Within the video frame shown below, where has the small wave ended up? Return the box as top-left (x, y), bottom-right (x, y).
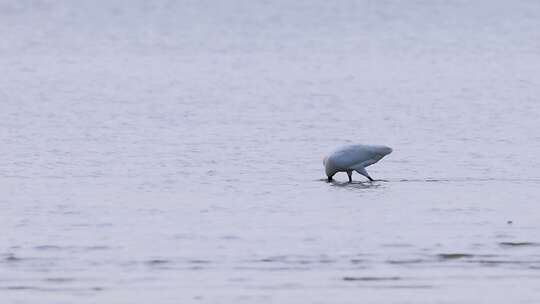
top-left (499, 242), bottom-right (540, 247)
top-left (146, 259), bottom-right (171, 265)
top-left (386, 259), bottom-right (426, 265)
top-left (343, 276), bottom-right (400, 281)
top-left (375, 284), bottom-right (434, 289)
top-left (2, 286), bottom-right (38, 290)
top-left (33, 245), bottom-right (112, 251)
top-left (437, 253), bottom-right (475, 260)
top-left (3, 254), bottom-right (22, 262)
top-left (44, 277), bottom-right (76, 283)
top-left (34, 245), bottom-right (62, 251)
top-left (187, 259), bottom-right (212, 264)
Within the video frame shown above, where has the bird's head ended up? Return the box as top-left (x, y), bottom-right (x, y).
top-left (323, 156), bottom-right (338, 178)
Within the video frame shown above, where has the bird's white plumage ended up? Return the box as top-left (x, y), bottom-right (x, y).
top-left (324, 144), bottom-right (392, 181)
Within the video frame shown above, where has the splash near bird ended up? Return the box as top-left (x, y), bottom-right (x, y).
top-left (323, 144), bottom-right (392, 182)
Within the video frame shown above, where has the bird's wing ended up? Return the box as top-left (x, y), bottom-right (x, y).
top-left (331, 147), bottom-right (369, 168)
top-left (359, 158), bottom-right (378, 168)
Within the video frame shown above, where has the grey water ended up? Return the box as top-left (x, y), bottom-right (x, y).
top-left (1, 0), bottom-right (540, 303)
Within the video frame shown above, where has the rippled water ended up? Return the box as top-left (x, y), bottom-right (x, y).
top-left (2, 0), bottom-right (540, 303)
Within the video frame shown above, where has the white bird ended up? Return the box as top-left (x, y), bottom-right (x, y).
top-left (323, 144), bottom-right (392, 182)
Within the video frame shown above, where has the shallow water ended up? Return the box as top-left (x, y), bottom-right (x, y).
top-left (2, 0), bottom-right (540, 303)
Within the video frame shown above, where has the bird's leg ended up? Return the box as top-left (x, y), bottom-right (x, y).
top-left (347, 170), bottom-right (353, 183)
top-left (327, 175), bottom-right (334, 182)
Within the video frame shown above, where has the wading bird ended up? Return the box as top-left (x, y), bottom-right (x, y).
top-left (323, 144), bottom-right (392, 182)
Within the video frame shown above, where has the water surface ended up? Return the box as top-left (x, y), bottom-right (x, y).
top-left (1, 0), bottom-right (540, 303)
